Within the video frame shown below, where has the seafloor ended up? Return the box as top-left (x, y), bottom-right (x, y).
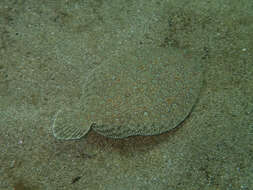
top-left (0, 0), bottom-right (253, 189)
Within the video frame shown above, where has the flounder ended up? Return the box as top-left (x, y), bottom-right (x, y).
top-left (52, 47), bottom-right (203, 140)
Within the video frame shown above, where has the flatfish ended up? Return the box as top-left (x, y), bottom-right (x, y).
top-left (52, 47), bottom-right (203, 140)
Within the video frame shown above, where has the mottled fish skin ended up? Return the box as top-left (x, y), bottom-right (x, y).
top-left (80, 47), bottom-right (203, 139)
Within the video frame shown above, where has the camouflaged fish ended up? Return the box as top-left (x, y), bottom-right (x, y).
top-left (52, 47), bottom-right (203, 140)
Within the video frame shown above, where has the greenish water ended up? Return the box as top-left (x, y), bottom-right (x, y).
top-left (0, 0), bottom-right (253, 189)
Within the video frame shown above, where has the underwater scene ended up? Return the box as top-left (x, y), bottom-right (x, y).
top-left (0, 0), bottom-right (253, 189)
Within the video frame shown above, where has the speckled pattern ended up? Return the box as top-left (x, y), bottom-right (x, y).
top-left (1, 0), bottom-right (253, 189)
top-left (81, 47), bottom-right (203, 138)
